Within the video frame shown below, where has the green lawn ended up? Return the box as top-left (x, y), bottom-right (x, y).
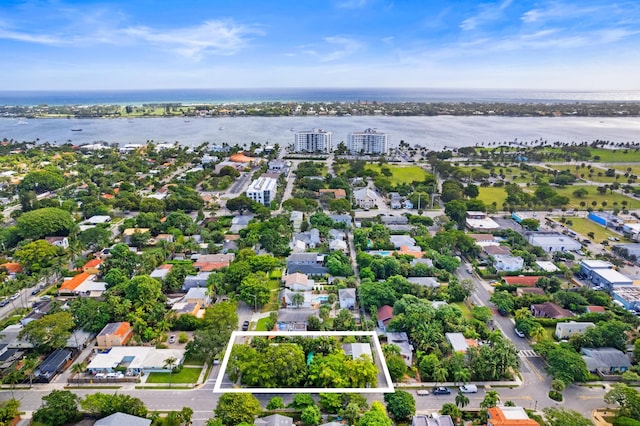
top-left (553, 185), bottom-right (640, 209)
top-left (452, 302), bottom-right (473, 319)
top-left (477, 186), bottom-right (508, 208)
top-left (559, 217), bottom-right (625, 243)
top-left (611, 165), bottom-right (640, 176)
top-left (145, 367), bottom-right (202, 384)
top-left (589, 148), bottom-right (640, 163)
top-left (256, 316), bottom-right (273, 331)
top-left (364, 164), bottom-right (431, 185)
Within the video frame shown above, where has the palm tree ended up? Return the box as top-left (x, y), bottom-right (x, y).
top-left (163, 356), bottom-right (178, 388)
top-left (70, 362), bottom-right (87, 387)
top-left (453, 368), bottom-right (471, 386)
top-left (455, 390), bottom-right (470, 409)
top-left (22, 357), bottom-right (40, 388)
top-left (433, 366), bottom-right (448, 386)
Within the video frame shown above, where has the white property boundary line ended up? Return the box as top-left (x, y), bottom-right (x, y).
top-left (213, 330), bottom-right (395, 394)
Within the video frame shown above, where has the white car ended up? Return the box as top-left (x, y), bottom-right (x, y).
top-left (459, 384), bottom-right (478, 393)
top-left (10, 292), bottom-right (20, 300)
top-left (514, 328), bottom-right (525, 338)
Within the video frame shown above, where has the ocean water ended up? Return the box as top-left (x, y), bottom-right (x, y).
top-left (2, 115), bottom-right (639, 151)
top-left (2, 88), bottom-right (640, 106)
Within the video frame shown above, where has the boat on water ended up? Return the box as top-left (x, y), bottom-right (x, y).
top-left (71, 128), bottom-right (83, 132)
top-left (219, 126), bottom-right (224, 131)
top-left (17, 120), bottom-right (28, 125)
top-left (184, 120), bottom-right (191, 123)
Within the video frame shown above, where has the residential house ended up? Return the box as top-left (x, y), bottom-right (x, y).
top-left (277, 309), bottom-right (319, 331)
top-left (343, 343), bottom-right (373, 360)
top-left (493, 255), bottom-right (524, 272)
top-left (96, 322), bottom-right (133, 349)
top-left (171, 302), bottom-right (201, 317)
top-left (95, 413), bottom-right (151, 426)
top-left (353, 187), bottom-right (377, 209)
top-left (283, 273), bottom-right (315, 291)
top-left (286, 253), bottom-right (328, 276)
top-left (581, 347), bottom-right (631, 374)
top-left (86, 215), bottom-right (112, 225)
top-left (389, 192), bottom-right (402, 209)
top-left (66, 329), bottom-right (94, 350)
top-left (293, 228), bottom-right (321, 249)
top-left (35, 349), bottom-right (72, 382)
top-left (411, 258), bottom-right (434, 268)
top-left (319, 188), bottom-right (346, 199)
top-left (377, 305), bottom-right (394, 330)
top-left (338, 288), bottom-right (356, 309)
top-left (59, 272), bottom-right (107, 297)
top-left (155, 233), bottom-right (175, 244)
top-left (122, 228), bottom-right (150, 245)
top-left (516, 287), bottom-right (546, 297)
top-left (381, 215), bottom-right (409, 225)
top-left (536, 260), bottom-right (558, 273)
top-left (407, 277), bottom-right (440, 288)
top-left (150, 264), bottom-right (173, 281)
top-left (328, 229), bottom-right (346, 240)
top-left (290, 211), bottom-right (304, 231)
top-left (482, 245), bottom-right (511, 257)
top-left (531, 302), bottom-right (573, 319)
top-left (21, 301), bottom-right (53, 326)
top-left (403, 199), bottom-right (413, 209)
top-left (45, 236), bottom-right (69, 249)
top-left (412, 415), bottom-right (454, 426)
top-left (183, 272), bottom-right (212, 290)
top-left (503, 276), bottom-right (541, 287)
top-left (386, 332), bottom-right (413, 366)
top-left (254, 414), bottom-right (294, 426)
top-left (445, 332), bottom-right (475, 354)
top-left (230, 215), bottom-right (254, 233)
top-left (279, 289), bottom-right (314, 309)
top-left (193, 254), bottom-right (235, 272)
top-left (183, 287), bottom-right (212, 307)
top-left (0, 262), bottom-right (22, 278)
top-left (555, 321), bottom-right (595, 339)
top-left (487, 406), bottom-right (539, 426)
top-left (329, 239), bottom-right (348, 252)
top-left (329, 214), bottom-right (352, 226)
top-left (586, 305), bottom-right (607, 313)
top-left (88, 347), bottom-right (185, 375)
top-left (82, 259), bottom-right (102, 275)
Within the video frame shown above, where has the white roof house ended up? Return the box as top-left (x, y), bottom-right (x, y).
top-left (88, 347), bottom-right (185, 374)
top-left (555, 321), bottom-right (595, 339)
top-left (445, 332), bottom-right (470, 353)
top-left (465, 211), bottom-right (500, 231)
top-left (536, 261), bottom-right (558, 273)
top-left (86, 215), bottom-right (112, 224)
top-left (342, 343), bottom-right (373, 359)
top-left (493, 255), bottom-right (524, 272)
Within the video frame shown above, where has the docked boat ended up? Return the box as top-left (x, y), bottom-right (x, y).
top-left (71, 128), bottom-right (83, 132)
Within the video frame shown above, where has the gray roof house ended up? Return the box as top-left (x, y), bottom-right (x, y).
top-left (407, 277), bottom-right (440, 288)
top-left (96, 413), bottom-right (151, 426)
top-left (254, 414), bottom-right (294, 426)
top-left (581, 347), bottom-right (632, 374)
top-left (386, 332), bottom-right (414, 366)
top-left (293, 228), bottom-right (321, 249)
top-left (286, 253), bottom-right (328, 276)
top-left (412, 414), bottom-right (455, 426)
top-left (329, 214), bottom-right (352, 226)
top-left (183, 271), bottom-right (212, 290)
top-left (339, 288), bottom-right (356, 309)
top-left (328, 229), bottom-right (346, 240)
top-left (35, 349), bottom-right (72, 382)
top-left (277, 309), bottom-right (319, 331)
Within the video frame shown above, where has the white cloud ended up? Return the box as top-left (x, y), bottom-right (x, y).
top-left (302, 36), bottom-right (363, 62)
top-left (335, 0), bottom-right (370, 9)
top-left (460, 0), bottom-right (512, 31)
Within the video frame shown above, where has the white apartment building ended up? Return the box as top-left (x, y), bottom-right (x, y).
top-left (246, 176), bottom-right (278, 206)
top-left (347, 128), bottom-right (388, 155)
top-left (294, 129), bottom-right (332, 153)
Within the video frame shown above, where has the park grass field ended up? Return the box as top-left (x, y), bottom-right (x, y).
top-left (477, 186), bottom-right (508, 208)
top-left (611, 165), bottom-right (640, 176)
top-left (553, 185), bottom-right (640, 209)
top-left (145, 367), bottom-right (202, 384)
top-left (558, 217), bottom-right (624, 243)
top-left (589, 148), bottom-right (640, 163)
top-left (544, 164), bottom-right (620, 184)
top-left (364, 164), bottom-right (431, 185)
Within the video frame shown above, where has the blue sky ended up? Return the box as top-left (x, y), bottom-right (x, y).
top-left (1, 0), bottom-right (639, 90)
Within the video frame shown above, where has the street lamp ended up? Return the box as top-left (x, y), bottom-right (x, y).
top-left (250, 294), bottom-right (257, 312)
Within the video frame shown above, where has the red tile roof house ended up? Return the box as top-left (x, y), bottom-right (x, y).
top-left (586, 305), bottom-right (606, 313)
top-left (531, 302), bottom-right (573, 319)
top-left (96, 322), bottom-right (134, 349)
top-left (503, 276), bottom-right (542, 287)
top-left (377, 305), bottom-right (394, 330)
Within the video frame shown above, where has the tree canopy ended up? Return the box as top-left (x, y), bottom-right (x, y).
top-left (16, 207), bottom-right (75, 240)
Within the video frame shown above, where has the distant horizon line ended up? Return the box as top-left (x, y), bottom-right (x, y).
top-left (1, 87), bottom-right (639, 93)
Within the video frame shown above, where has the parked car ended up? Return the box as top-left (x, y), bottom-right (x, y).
top-left (10, 292), bottom-right (20, 300)
top-left (416, 389), bottom-right (429, 396)
top-left (242, 320), bottom-right (250, 331)
top-left (432, 386), bottom-right (451, 395)
top-left (459, 384), bottom-right (478, 393)
top-left (168, 335), bottom-right (176, 344)
top-left (0, 299), bottom-right (8, 307)
top-left (514, 328), bottom-right (525, 338)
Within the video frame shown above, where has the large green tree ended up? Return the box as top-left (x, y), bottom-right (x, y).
top-left (604, 383), bottom-right (640, 421)
top-left (542, 407), bottom-right (593, 426)
top-left (186, 301), bottom-right (238, 361)
top-left (14, 239), bottom-right (60, 273)
top-left (32, 390), bottom-right (81, 426)
top-left (19, 312), bottom-right (74, 352)
top-left (16, 207), bottom-right (75, 240)
top-left (81, 393), bottom-right (148, 418)
top-left (18, 170), bottom-right (65, 193)
top-left (359, 402), bottom-right (392, 426)
top-left (384, 390), bottom-right (415, 422)
top-left (214, 393), bottom-right (262, 426)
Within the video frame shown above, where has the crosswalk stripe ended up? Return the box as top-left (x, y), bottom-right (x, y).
top-left (518, 350), bottom-right (539, 357)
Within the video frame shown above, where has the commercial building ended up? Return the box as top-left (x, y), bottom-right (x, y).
top-left (612, 286), bottom-right (640, 311)
top-left (246, 176), bottom-right (278, 206)
top-left (589, 268), bottom-right (633, 290)
top-left (294, 129), bottom-right (332, 153)
top-left (465, 211), bottom-right (500, 231)
top-left (580, 259), bottom-right (614, 278)
top-left (527, 232), bottom-right (581, 252)
top-left (622, 223), bottom-right (640, 241)
top-left (588, 211), bottom-right (624, 229)
top-left (614, 243), bottom-right (640, 260)
top-left (347, 128), bottom-right (388, 155)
